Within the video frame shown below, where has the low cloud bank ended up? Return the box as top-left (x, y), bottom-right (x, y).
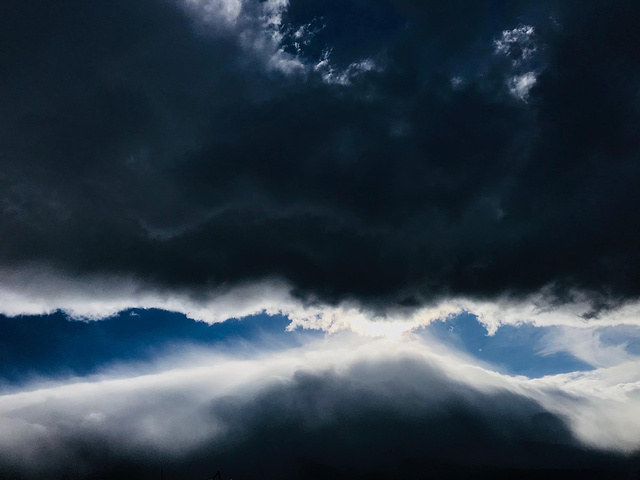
top-left (1, 336), bottom-right (639, 478)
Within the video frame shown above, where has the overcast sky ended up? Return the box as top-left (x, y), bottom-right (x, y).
top-left (1, 0), bottom-right (640, 478)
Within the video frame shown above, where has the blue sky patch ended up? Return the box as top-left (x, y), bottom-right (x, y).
top-left (0, 310), bottom-right (321, 389)
top-left (421, 313), bottom-right (594, 378)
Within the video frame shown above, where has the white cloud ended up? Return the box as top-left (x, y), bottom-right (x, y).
top-left (508, 71), bottom-right (537, 101)
top-left (314, 50), bottom-right (378, 86)
top-left (538, 326), bottom-right (637, 368)
top-left (1, 334), bottom-right (640, 476)
top-left (468, 295), bottom-right (640, 334)
top-left (2, 266), bottom-right (640, 344)
top-left (180, 0), bottom-right (244, 27)
top-left (492, 25), bottom-right (541, 101)
top-left (176, 0), bottom-right (306, 76)
top-left (450, 76), bottom-right (464, 89)
top-left (176, 0), bottom-right (379, 82)
top-left (0, 266), bottom-right (298, 323)
top-left (529, 361), bottom-right (640, 452)
top-left (494, 25), bottom-right (537, 65)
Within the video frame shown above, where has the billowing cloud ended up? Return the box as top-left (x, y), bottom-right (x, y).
top-left (2, 0), bottom-right (639, 324)
top-left (1, 335), bottom-right (639, 479)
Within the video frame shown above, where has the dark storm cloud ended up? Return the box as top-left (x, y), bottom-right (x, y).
top-left (1, 352), bottom-right (636, 479)
top-left (2, 0), bottom-right (639, 311)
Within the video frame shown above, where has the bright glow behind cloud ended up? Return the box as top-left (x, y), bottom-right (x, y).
top-left (2, 266), bottom-right (640, 340)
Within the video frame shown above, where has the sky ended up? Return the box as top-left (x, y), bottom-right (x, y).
top-left (1, 0), bottom-right (640, 478)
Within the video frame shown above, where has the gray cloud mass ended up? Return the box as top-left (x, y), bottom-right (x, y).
top-left (1, 0), bottom-right (639, 315)
top-left (1, 338), bottom-right (638, 479)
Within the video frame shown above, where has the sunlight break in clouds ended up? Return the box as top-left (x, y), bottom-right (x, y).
top-left (3, 266), bottom-right (640, 341)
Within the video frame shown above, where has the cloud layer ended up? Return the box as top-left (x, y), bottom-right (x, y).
top-left (2, 0), bottom-right (639, 322)
top-left (1, 335), bottom-right (639, 479)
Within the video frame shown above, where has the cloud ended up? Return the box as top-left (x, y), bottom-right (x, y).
top-left (508, 71), bottom-right (537, 101)
top-left (494, 25), bottom-right (537, 65)
top-left (1, 335), bottom-right (639, 478)
top-left (180, 0), bottom-right (244, 27)
top-left (492, 24), bottom-right (541, 101)
top-left (314, 51), bottom-right (379, 86)
top-left (1, 0), bottom-right (640, 321)
top-left (537, 325), bottom-right (640, 369)
top-left (4, 265), bottom-right (640, 343)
